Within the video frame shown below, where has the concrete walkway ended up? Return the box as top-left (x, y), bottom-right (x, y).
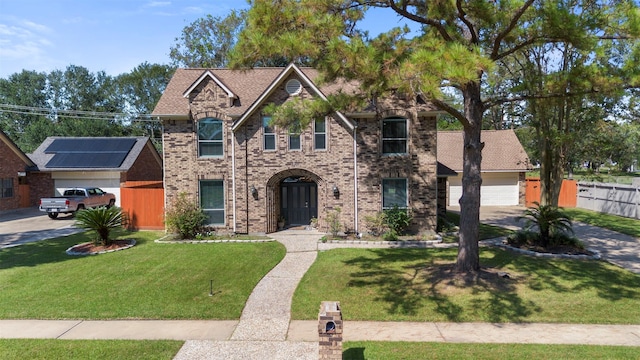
top-left (173, 229), bottom-right (323, 359)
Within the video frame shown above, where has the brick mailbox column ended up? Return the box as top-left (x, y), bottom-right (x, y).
top-left (318, 301), bottom-right (342, 360)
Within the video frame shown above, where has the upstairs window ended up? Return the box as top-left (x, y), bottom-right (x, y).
top-left (382, 117), bottom-right (407, 155)
top-left (314, 118), bottom-right (326, 150)
top-left (198, 118), bottom-right (223, 157)
top-left (263, 116), bottom-right (276, 151)
top-left (289, 120), bottom-right (301, 151)
top-left (382, 178), bottom-right (408, 209)
top-left (289, 132), bottom-right (301, 150)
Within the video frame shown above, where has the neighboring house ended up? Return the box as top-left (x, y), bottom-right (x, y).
top-left (438, 130), bottom-right (531, 206)
top-left (28, 137), bottom-right (163, 206)
top-left (0, 129), bottom-right (42, 211)
top-left (153, 63), bottom-right (441, 234)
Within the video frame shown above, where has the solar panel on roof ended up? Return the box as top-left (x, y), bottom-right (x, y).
top-left (45, 138), bottom-right (136, 153)
top-left (44, 138), bottom-right (137, 168)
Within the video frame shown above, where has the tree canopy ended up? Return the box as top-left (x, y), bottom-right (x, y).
top-left (0, 64), bottom-right (174, 152)
top-left (231, 0), bottom-right (640, 273)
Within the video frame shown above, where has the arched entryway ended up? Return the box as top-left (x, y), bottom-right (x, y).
top-left (280, 177), bottom-right (318, 226)
top-left (266, 169), bottom-right (323, 232)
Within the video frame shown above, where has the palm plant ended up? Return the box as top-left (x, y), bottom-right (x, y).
top-left (75, 206), bottom-right (126, 246)
top-left (518, 202), bottom-right (574, 248)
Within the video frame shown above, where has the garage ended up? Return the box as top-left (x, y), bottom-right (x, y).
top-left (28, 137), bottom-right (163, 210)
top-left (448, 172), bottom-right (522, 206)
top-left (438, 130), bottom-right (531, 208)
top-left (52, 172), bottom-right (122, 206)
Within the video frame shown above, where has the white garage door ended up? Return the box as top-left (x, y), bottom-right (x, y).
top-left (54, 178), bottom-right (121, 207)
top-left (448, 172), bottom-right (520, 206)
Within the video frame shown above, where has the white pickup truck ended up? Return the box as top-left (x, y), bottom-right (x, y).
top-left (39, 187), bottom-right (116, 219)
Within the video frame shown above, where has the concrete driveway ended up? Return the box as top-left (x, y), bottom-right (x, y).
top-left (0, 207), bottom-right (82, 248)
top-left (450, 205), bottom-right (640, 274)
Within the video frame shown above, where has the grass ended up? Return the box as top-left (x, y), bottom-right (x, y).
top-left (343, 342), bottom-right (640, 359)
top-left (292, 247), bottom-right (640, 323)
top-left (440, 212), bottom-right (514, 243)
top-left (564, 208), bottom-right (640, 238)
top-left (0, 339), bottom-right (183, 360)
top-left (0, 230), bottom-right (285, 319)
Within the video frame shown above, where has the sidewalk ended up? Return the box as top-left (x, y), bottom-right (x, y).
top-left (1, 319), bottom-right (638, 345)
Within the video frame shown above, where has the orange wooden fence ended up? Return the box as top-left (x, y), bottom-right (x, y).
top-left (525, 178), bottom-right (577, 208)
top-left (120, 181), bottom-right (164, 230)
top-left (18, 184), bottom-right (30, 208)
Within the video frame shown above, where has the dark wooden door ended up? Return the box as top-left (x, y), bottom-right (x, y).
top-left (281, 182), bottom-right (317, 226)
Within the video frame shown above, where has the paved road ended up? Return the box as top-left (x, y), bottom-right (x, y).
top-left (0, 207), bottom-right (82, 248)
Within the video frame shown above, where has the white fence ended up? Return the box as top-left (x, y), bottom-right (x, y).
top-left (577, 182), bottom-right (640, 219)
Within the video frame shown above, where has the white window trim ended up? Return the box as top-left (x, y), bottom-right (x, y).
top-left (288, 131), bottom-right (301, 151)
top-left (314, 117), bottom-right (327, 151)
top-left (382, 178), bottom-right (408, 209)
top-left (199, 179), bottom-right (225, 226)
top-left (382, 117), bottom-right (408, 155)
top-left (263, 116), bottom-right (276, 151)
top-left (198, 118), bottom-right (224, 158)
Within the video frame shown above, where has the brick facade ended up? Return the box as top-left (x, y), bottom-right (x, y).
top-left (160, 66), bottom-right (439, 234)
top-left (0, 138), bottom-right (25, 211)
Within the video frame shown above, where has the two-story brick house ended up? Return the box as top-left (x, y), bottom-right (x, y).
top-left (153, 63), bottom-right (440, 234)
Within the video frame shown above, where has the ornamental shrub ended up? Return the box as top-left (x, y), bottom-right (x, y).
top-left (165, 192), bottom-right (208, 239)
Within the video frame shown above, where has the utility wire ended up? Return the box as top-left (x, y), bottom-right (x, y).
top-left (0, 103), bottom-right (160, 122)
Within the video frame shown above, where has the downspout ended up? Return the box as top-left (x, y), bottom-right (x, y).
top-left (231, 129), bottom-right (237, 233)
top-left (245, 126), bottom-right (250, 234)
top-left (353, 123), bottom-right (359, 235)
top-left (160, 117), bottom-right (167, 233)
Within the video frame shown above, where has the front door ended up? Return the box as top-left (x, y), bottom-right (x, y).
top-left (281, 181), bottom-right (317, 226)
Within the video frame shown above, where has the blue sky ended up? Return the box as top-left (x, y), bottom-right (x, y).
top-left (0, 1), bottom-right (419, 79)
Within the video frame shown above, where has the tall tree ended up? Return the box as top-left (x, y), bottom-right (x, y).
top-left (231, 0), bottom-right (640, 273)
top-left (170, 10), bottom-right (247, 68)
top-left (46, 65), bottom-right (127, 138)
top-left (117, 62), bottom-right (175, 147)
top-left (0, 70), bottom-right (48, 152)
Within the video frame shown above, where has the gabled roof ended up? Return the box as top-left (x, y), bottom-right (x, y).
top-left (437, 130), bottom-right (531, 172)
top-left (152, 65), bottom-right (362, 124)
top-left (182, 70), bottom-right (237, 100)
top-left (231, 63), bottom-right (353, 131)
top-left (0, 129), bottom-right (36, 168)
top-left (28, 137), bottom-right (161, 172)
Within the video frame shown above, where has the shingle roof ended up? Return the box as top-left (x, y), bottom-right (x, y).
top-left (437, 130), bottom-right (531, 172)
top-left (152, 66), bottom-right (414, 118)
top-left (28, 137), bottom-right (160, 172)
top-left (152, 67), bottom-right (362, 118)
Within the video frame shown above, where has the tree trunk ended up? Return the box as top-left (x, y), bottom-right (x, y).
top-left (455, 83), bottom-right (484, 273)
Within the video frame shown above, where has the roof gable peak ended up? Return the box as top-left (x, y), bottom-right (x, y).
top-left (183, 70), bottom-right (237, 100)
top-left (231, 63), bottom-right (353, 132)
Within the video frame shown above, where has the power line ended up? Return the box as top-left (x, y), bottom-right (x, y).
top-left (0, 103), bottom-right (160, 122)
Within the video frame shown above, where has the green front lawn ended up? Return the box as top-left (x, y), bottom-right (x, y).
top-left (343, 342), bottom-right (640, 360)
top-left (0, 339), bottom-right (183, 360)
top-left (292, 247), bottom-right (640, 324)
top-left (0, 231), bottom-right (285, 319)
top-left (440, 212), bottom-right (513, 243)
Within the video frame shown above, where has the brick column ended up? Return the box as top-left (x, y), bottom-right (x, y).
top-left (318, 301), bottom-right (342, 360)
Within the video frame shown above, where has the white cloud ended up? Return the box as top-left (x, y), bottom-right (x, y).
top-left (21, 20), bottom-right (52, 34)
top-left (146, 1), bottom-right (171, 8)
top-left (0, 18), bottom-right (55, 76)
